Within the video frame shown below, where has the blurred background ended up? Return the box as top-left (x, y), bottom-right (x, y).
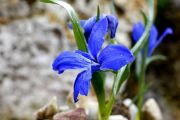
top-left (0, 0), bottom-right (179, 120)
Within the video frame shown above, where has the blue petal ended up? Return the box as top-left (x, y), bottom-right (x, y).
top-left (147, 25), bottom-right (158, 56)
top-left (73, 69), bottom-right (92, 102)
top-left (106, 15), bottom-right (118, 38)
top-left (68, 15), bottom-right (119, 40)
top-left (91, 64), bottom-right (101, 73)
top-left (155, 28), bottom-right (173, 47)
top-left (52, 51), bottom-right (91, 74)
top-left (83, 16), bottom-right (97, 40)
top-left (88, 17), bottom-right (108, 59)
top-left (98, 45), bottom-right (134, 71)
top-left (132, 22), bottom-right (145, 42)
top-left (148, 27), bottom-right (173, 56)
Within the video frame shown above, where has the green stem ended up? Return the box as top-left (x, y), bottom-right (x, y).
top-left (100, 95), bottom-right (115, 120)
top-left (137, 67), bottom-right (145, 119)
top-left (136, 38), bottom-right (148, 120)
top-left (91, 72), bottom-right (106, 120)
top-left (97, 73), bottom-right (118, 120)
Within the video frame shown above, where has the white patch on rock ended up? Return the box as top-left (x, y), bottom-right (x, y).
top-left (109, 115), bottom-right (128, 120)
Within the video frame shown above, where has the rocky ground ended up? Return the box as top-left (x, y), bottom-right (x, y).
top-left (0, 0), bottom-right (179, 120)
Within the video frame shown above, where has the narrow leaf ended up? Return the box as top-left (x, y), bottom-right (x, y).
top-left (96, 5), bottom-right (100, 22)
top-left (140, 10), bottom-right (148, 26)
top-left (40, 0), bottom-right (54, 3)
top-left (146, 54), bottom-right (166, 66)
top-left (113, 65), bottom-right (130, 96)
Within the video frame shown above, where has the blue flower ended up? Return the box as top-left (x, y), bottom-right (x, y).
top-left (132, 22), bottom-right (173, 56)
top-left (53, 17), bottom-right (134, 102)
top-left (69, 14), bottom-right (118, 40)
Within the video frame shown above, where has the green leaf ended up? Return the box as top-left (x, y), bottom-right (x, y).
top-left (140, 10), bottom-right (148, 26)
top-left (41, 0), bottom-right (87, 52)
top-left (146, 54), bottom-right (166, 66)
top-left (40, 0), bottom-right (53, 3)
top-left (113, 65), bottom-right (131, 96)
top-left (148, 0), bottom-right (155, 21)
top-left (96, 5), bottom-right (100, 22)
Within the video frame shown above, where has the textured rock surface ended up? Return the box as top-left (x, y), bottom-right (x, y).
top-left (53, 108), bottom-right (87, 120)
top-left (0, 15), bottom-right (74, 120)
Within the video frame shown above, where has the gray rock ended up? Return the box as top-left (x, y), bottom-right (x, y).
top-left (142, 98), bottom-right (163, 120)
top-left (35, 96), bottom-right (59, 120)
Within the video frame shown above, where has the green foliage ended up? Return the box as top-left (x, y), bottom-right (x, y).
top-left (96, 5), bottom-right (100, 21)
top-left (40, 0), bottom-right (53, 3)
